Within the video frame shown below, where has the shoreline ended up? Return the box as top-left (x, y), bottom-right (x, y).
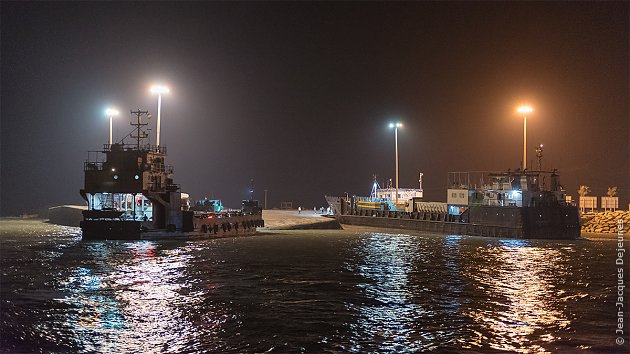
top-left (580, 231), bottom-right (625, 240)
top-left (261, 209), bottom-right (341, 230)
top-left (2, 216), bottom-right (624, 240)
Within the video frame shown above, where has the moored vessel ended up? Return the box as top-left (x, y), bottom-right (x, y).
top-left (326, 169), bottom-right (580, 239)
top-left (79, 109), bottom-right (263, 240)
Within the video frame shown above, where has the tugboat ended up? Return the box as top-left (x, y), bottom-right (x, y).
top-left (79, 109), bottom-right (263, 240)
top-left (326, 168), bottom-right (580, 239)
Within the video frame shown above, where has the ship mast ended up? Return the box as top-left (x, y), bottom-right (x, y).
top-left (370, 174), bottom-right (380, 200)
top-left (129, 109), bottom-right (150, 150)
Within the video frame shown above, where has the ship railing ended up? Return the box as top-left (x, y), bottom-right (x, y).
top-left (448, 170), bottom-right (563, 192)
top-left (146, 182), bottom-right (181, 192)
top-left (447, 171), bottom-right (505, 190)
top-left (84, 161), bottom-right (105, 171)
top-left (103, 143), bottom-right (167, 154)
top-left (355, 196), bottom-right (387, 202)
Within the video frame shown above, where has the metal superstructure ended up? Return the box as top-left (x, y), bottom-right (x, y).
top-left (79, 108), bottom-right (262, 239)
top-left (325, 167), bottom-right (579, 239)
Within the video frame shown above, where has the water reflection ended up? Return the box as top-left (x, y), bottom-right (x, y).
top-left (56, 241), bottom-right (216, 352)
top-left (349, 232), bottom-right (436, 352)
top-left (437, 234), bottom-right (467, 349)
top-left (2, 220), bottom-right (619, 353)
top-left (463, 239), bottom-right (571, 353)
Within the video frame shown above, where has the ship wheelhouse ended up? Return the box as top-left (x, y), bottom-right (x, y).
top-left (447, 169), bottom-right (569, 215)
top-left (80, 143), bottom-right (180, 226)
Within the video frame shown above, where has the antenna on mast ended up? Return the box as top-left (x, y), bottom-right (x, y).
top-left (129, 109), bottom-right (150, 150)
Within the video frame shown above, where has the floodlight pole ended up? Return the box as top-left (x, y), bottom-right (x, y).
top-left (105, 108), bottom-right (119, 146)
top-left (517, 105), bottom-right (532, 170)
top-left (156, 93), bottom-right (162, 147)
top-left (395, 125), bottom-right (399, 205)
top-left (523, 114), bottom-right (527, 170)
top-left (151, 85), bottom-right (169, 147)
top-left (109, 115), bottom-right (114, 145)
top-left (388, 122), bottom-right (402, 204)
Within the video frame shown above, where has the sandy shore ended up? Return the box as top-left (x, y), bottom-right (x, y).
top-left (261, 210), bottom-right (340, 230)
top-left (39, 206), bottom-right (339, 230)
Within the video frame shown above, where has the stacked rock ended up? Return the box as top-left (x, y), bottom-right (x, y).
top-left (581, 210), bottom-right (630, 234)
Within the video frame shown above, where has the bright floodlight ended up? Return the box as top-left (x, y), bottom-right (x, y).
top-left (517, 105), bottom-right (533, 113)
top-left (389, 123), bottom-right (394, 128)
top-left (105, 108), bottom-right (119, 116)
top-left (150, 85), bottom-right (170, 94)
top-left (396, 122), bottom-right (403, 128)
top-left (389, 122), bottom-right (403, 128)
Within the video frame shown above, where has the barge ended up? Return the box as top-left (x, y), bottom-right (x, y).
top-left (79, 109), bottom-right (263, 240)
top-left (326, 169), bottom-right (580, 239)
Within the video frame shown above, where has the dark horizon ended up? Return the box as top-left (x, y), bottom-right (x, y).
top-left (1, 2), bottom-right (628, 215)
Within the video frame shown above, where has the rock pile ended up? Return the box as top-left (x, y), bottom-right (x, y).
top-left (581, 210), bottom-right (630, 234)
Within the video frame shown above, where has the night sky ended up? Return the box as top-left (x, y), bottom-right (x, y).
top-left (1, 2), bottom-right (628, 215)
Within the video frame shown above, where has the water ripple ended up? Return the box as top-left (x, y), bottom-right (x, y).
top-left (1, 221), bottom-right (624, 353)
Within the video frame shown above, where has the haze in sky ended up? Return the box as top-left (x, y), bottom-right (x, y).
top-left (1, 2), bottom-right (628, 215)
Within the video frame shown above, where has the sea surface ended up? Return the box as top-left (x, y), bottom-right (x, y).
top-left (1, 219), bottom-right (628, 353)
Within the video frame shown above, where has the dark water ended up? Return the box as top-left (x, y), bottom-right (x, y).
top-left (1, 219), bottom-right (628, 353)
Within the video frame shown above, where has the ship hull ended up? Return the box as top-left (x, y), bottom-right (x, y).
top-left (332, 203), bottom-right (580, 240)
top-left (81, 214), bottom-right (264, 240)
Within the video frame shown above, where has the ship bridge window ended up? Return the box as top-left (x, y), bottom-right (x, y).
top-left (86, 192), bottom-right (153, 221)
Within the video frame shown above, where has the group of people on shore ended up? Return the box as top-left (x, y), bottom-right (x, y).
top-left (297, 206), bottom-right (331, 215)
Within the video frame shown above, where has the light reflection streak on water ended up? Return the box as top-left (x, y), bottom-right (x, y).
top-left (56, 241), bottom-right (214, 353)
top-left (464, 239), bottom-right (571, 353)
top-left (349, 232), bottom-right (435, 352)
top-left (443, 235), bottom-right (463, 293)
top-left (441, 235), bottom-right (464, 331)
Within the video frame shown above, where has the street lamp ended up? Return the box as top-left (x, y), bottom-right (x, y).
top-left (105, 108), bottom-right (119, 145)
top-left (389, 122), bottom-right (403, 205)
top-left (517, 105), bottom-right (533, 170)
top-left (150, 84), bottom-right (170, 147)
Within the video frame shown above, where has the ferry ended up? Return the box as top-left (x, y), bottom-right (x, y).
top-left (325, 169), bottom-right (580, 239)
top-left (79, 109), bottom-right (263, 240)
